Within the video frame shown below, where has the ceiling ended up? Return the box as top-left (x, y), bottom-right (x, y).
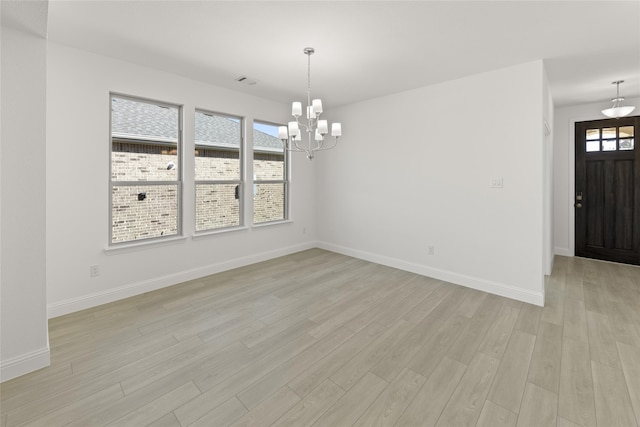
top-left (8, 1), bottom-right (640, 109)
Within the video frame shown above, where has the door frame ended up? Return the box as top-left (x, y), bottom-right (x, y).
top-left (568, 118), bottom-right (578, 257)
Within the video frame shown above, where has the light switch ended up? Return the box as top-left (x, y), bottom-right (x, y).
top-left (490, 177), bottom-right (503, 188)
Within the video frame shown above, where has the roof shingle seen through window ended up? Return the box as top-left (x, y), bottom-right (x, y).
top-left (111, 97), bottom-right (282, 151)
top-left (111, 97), bottom-right (179, 143)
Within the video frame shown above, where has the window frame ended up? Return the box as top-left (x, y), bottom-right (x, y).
top-left (109, 93), bottom-right (183, 246)
top-left (252, 119), bottom-right (290, 225)
top-left (194, 109), bottom-right (245, 233)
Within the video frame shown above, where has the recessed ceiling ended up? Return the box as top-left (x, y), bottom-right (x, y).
top-left (38, 1), bottom-right (640, 109)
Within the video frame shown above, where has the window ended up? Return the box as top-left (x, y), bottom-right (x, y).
top-left (194, 110), bottom-right (243, 231)
top-left (253, 121), bottom-right (288, 224)
top-left (585, 125), bottom-right (635, 152)
top-left (110, 95), bottom-right (182, 244)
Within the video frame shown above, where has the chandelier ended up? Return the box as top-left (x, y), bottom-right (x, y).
top-left (278, 47), bottom-right (342, 160)
top-left (601, 80), bottom-right (636, 118)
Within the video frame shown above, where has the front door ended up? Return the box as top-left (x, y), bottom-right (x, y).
top-left (575, 116), bottom-right (640, 265)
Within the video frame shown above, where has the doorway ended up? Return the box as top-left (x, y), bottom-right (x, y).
top-left (575, 116), bottom-right (640, 265)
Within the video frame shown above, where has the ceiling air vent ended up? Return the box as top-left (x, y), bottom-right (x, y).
top-left (235, 76), bottom-right (259, 86)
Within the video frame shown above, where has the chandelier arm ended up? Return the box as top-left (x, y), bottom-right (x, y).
top-left (287, 146), bottom-right (307, 153)
top-left (296, 122), bottom-right (312, 132)
top-left (291, 138), bottom-right (307, 153)
top-left (281, 137), bottom-right (307, 154)
top-left (312, 137), bottom-right (339, 152)
top-left (296, 116), bottom-right (319, 133)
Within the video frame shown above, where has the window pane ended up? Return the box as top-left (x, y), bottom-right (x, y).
top-left (195, 184), bottom-right (240, 231)
top-left (195, 151), bottom-right (240, 181)
top-left (253, 122), bottom-right (285, 181)
top-left (620, 138), bottom-right (634, 151)
top-left (195, 111), bottom-right (241, 180)
top-left (586, 129), bottom-right (600, 140)
top-left (619, 126), bottom-right (634, 138)
top-left (254, 183), bottom-right (286, 224)
top-left (602, 140), bottom-right (617, 151)
top-left (254, 152), bottom-right (285, 180)
top-left (253, 120), bottom-right (288, 225)
top-left (586, 140), bottom-right (600, 152)
top-left (111, 97), bottom-right (179, 181)
top-left (602, 127), bottom-right (616, 139)
top-left (111, 184), bottom-right (178, 243)
top-left (112, 97), bottom-right (179, 141)
top-left (111, 146), bottom-right (178, 181)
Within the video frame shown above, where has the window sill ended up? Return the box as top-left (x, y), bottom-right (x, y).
top-left (252, 219), bottom-right (293, 229)
top-left (104, 235), bottom-right (188, 255)
top-left (192, 226), bottom-right (249, 240)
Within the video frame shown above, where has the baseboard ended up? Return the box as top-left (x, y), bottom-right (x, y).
top-left (47, 241), bottom-right (316, 318)
top-left (0, 346), bottom-right (50, 383)
top-left (554, 247), bottom-right (572, 257)
top-left (317, 241), bottom-right (545, 307)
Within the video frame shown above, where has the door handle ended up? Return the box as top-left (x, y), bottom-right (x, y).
top-left (576, 203), bottom-right (583, 208)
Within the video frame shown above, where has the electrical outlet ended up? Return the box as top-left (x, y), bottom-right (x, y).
top-left (90, 265), bottom-right (100, 277)
top-left (428, 246), bottom-right (435, 255)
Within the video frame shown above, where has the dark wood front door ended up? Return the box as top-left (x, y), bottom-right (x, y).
top-left (575, 116), bottom-right (640, 265)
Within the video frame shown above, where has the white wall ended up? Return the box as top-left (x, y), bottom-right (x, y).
top-left (46, 42), bottom-right (316, 317)
top-left (317, 61), bottom-right (546, 306)
top-left (1, 26), bottom-right (50, 381)
top-left (553, 96), bottom-right (640, 257)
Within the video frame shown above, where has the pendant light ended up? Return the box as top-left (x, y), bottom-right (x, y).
top-left (601, 80), bottom-right (636, 118)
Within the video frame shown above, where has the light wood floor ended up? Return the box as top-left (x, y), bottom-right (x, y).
top-left (1, 249), bottom-right (639, 427)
